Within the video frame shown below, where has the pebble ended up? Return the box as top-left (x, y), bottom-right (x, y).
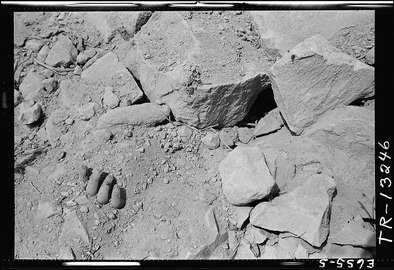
top-left (163, 179), bottom-right (170, 184)
top-left (93, 213), bottom-right (100, 220)
top-left (94, 219), bottom-right (100, 226)
top-left (57, 151), bottom-right (66, 160)
top-left (80, 206), bottom-right (89, 213)
top-left (107, 212), bottom-right (116, 220)
top-left (65, 118), bottom-right (74, 125)
top-left (61, 191), bottom-right (69, 197)
top-left (137, 147), bottom-right (145, 153)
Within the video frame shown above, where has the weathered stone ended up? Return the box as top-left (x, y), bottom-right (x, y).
top-left (219, 146), bottom-right (276, 205)
top-left (125, 11), bottom-right (272, 128)
top-left (42, 78), bottom-right (57, 92)
top-left (76, 53), bottom-right (88, 65)
top-left (177, 125), bottom-right (193, 142)
top-left (45, 36), bottom-right (78, 67)
top-left (25, 39), bottom-right (44, 52)
top-left (36, 201), bottom-right (61, 219)
top-left (102, 86), bottom-right (120, 109)
top-left (14, 90), bottom-right (22, 107)
top-left (46, 110), bottom-right (69, 146)
top-left (73, 65), bottom-right (82, 75)
top-left (250, 174), bottom-right (336, 247)
top-left (365, 47), bottom-right (374, 66)
top-left (18, 100), bottom-right (41, 125)
top-left (37, 45), bottom-right (50, 62)
top-left (219, 128), bottom-right (238, 148)
top-left (254, 108), bottom-right (284, 136)
top-left (235, 239), bottom-right (257, 259)
top-left (201, 133), bottom-right (220, 150)
top-left (78, 103), bottom-right (96, 121)
top-left (58, 246), bottom-right (75, 260)
top-left (36, 126), bottom-right (47, 142)
top-left (294, 244), bottom-right (309, 259)
top-left (97, 103), bottom-right (170, 130)
top-left (229, 206), bottom-right (253, 229)
top-left (81, 52), bottom-right (143, 104)
top-left (204, 207), bottom-right (219, 244)
top-left (59, 210), bottom-right (90, 244)
top-left (18, 70), bottom-right (44, 100)
top-left (304, 106), bottom-right (374, 198)
top-left (244, 226), bottom-right (267, 245)
top-left (328, 218), bottom-right (375, 247)
top-left (93, 129), bottom-right (113, 142)
top-left (269, 35), bottom-right (374, 135)
top-left (238, 127), bottom-right (254, 144)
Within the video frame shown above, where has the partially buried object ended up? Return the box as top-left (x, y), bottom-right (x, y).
top-left (111, 184), bottom-right (125, 209)
top-left (97, 174), bottom-right (114, 204)
top-left (86, 169), bottom-right (102, 196)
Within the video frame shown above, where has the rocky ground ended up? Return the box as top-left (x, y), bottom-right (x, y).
top-left (14, 11), bottom-right (375, 260)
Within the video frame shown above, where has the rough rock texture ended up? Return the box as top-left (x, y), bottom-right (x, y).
top-left (177, 126), bottom-right (193, 142)
top-left (201, 133), bottom-right (220, 150)
top-left (125, 11), bottom-right (272, 128)
top-left (251, 10), bottom-right (374, 56)
top-left (45, 36), bottom-right (78, 67)
top-left (18, 70), bottom-right (44, 100)
top-left (42, 78), bottom-right (57, 92)
top-left (238, 127), bottom-right (254, 144)
top-left (229, 206), bottom-right (253, 229)
top-left (365, 47), bottom-right (374, 66)
top-left (14, 90), bottom-right (22, 107)
top-left (25, 39), bottom-right (44, 52)
top-left (304, 106), bottom-right (374, 198)
top-left (81, 52), bottom-right (144, 105)
top-left (250, 174), bottom-right (336, 247)
top-left (18, 101), bottom-right (41, 125)
top-left (78, 103), bottom-right (96, 121)
top-left (37, 45), bottom-right (50, 62)
top-left (46, 110), bottom-right (70, 146)
top-left (59, 211), bottom-right (90, 245)
top-left (254, 108), bottom-right (284, 136)
top-left (102, 86), bottom-right (120, 109)
top-left (328, 218), bottom-right (375, 247)
top-left (219, 146), bottom-right (276, 206)
top-left (219, 128), bottom-right (238, 148)
top-left (96, 103), bottom-right (170, 130)
top-left (269, 35), bottom-right (374, 135)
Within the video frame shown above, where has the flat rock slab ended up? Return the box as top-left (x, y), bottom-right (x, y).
top-left (269, 34), bottom-right (374, 135)
top-left (81, 52), bottom-right (143, 105)
top-left (125, 11), bottom-right (272, 128)
top-left (60, 210), bottom-right (90, 245)
top-left (219, 146), bottom-right (276, 206)
top-left (329, 218), bottom-right (376, 247)
top-left (96, 103), bottom-right (170, 130)
top-left (250, 174), bottom-right (336, 247)
top-left (36, 201), bottom-right (62, 220)
top-left (254, 108), bottom-right (284, 136)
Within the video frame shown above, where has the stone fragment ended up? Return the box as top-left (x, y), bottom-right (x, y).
top-left (59, 210), bottom-right (90, 244)
top-left (201, 133), bottom-right (220, 150)
top-left (42, 78), bottom-right (57, 92)
top-left (294, 244), bottom-right (309, 259)
top-left (238, 127), bottom-right (254, 144)
top-left (250, 174), bottom-right (336, 247)
top-left (261, 245), bottom-right (293, 259)
top-left (78, 102), bottom-right (96, 121)
top-left (328, 218), bottom-right (376, 247)
top-left (18, 100), bottom-right (41, 125)
top-left (235, 239), bottom-right (257, 259)
top-left (219, 146), bottom-right (276, 205)
top-left (46, 110), bottom-right (69, 146)
top-left (37, 45), bottom-right (50, 62)
top-left (96, 103), bottom-right (170, 130)
top-left (269, 35), bottom-right (374, 134)
top-left (36, 126), bottom-right (47, 142)
top-left (219, 128), bottom-right (238, 148)
top-left (25, 39), bottom-right (44, 52)
top-left (177, 125), bottom-right (193, 142)
top-left (102, 86), bottom-right (120, 109)
top-left (14, 90), bottom-right (22, 107)
top-left (45, 36), bottom-right (78, 67)
top-left (18, 70), bottom-right (44, 100)
top-left (244, 226), bottom-right (267, 245)
top-left (36, 201), bottom-right (61, 219)
top-left (325, 243), bottom-right (373, 258)
top-left (254, 108), bottom-right (284, 137)
top-left (73, 65), bottom-right (82, 75)
top-left (365, 47), bottom-right (374, 66)
top-left (229, 206), bottom-right (253, 229)
top-left (58, 245), bottom-right (75, 260)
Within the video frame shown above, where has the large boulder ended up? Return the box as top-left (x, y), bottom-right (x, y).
top-left (219, 146), bottom-right (276, 206)
top-left (269, 35), bottom-right (374, 135)
top-left (96, 103), bottom-right (170, 130)
top-left (250, 174), bottom-right (336, 247)
top-left (124, 11), bottom-right (272, 128)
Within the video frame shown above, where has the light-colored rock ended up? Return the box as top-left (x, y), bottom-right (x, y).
top-left (102, 86), bottom-right (119, 109)
top-left (81, 52), bottom-right (144, 105)
top-left (219, 146), bottom-right (276, 205)
top-left (125, 11), bottom-right (272, 128)
top-left (229, 206), bottom-right (253, 229)
top-left (78, 102), bottom-right (96, 120)
top-left (201, 133), bottom-right (220, 150)
top-left (42, 78), bottom-right (57, 92)
top-left (219, 128), bottom-right (238, 148)
top-left (329, 218), bottom-right (375, 247)
top-left (235, 239), bottom-right (257, 259)
top-left (238, 127), bottom-right (254, 144)
top-left (73, 65), bottom-right (82, 75)
top-left (294, 244), bottom-right (309, 259)
top-left (254, 108), bottom-right (284, 136)
top-left (177, 125), bottom-right (193, 142)
top-left (36, 126), bottom-right (47, 142)
top-left (204, 207), bottom-right (219, 244)
top-left (25, 39), bottom-right (44, 52)
top-left (46, 110), bottom-right (69, 146)
top-left (251, 10), bottom-right (374, 56)
top-left (250, 174), bottom-right (336, 247)
top-left (304, 106), bottom-right (374, 198)
top-left (269, 35), bottom-right (374, 135)
top-left (244, 226), bottom-right (267, 245)
top-left (60, 210), bottom-right (90, 244)
top-left (58, 245), bottom-right (75, 260)
top-left (326, 243), bottom-right (373, 258)
top-left (365, 47), bottom-right (374, 66)
top-left (76, 53), bottom-right (88, 65)
top-left (45, 36), bottom-right (78, 67)
top-left (261, 245), bottom-right (293, 259)
top-left (36, 201), bottom-right (61, 219)
top-left (18, 70), bottom-right (44, 100)
top-left (37, 44), bottom-right (50, 62)
top-left (14, 89), bottom-right (22, 107)
top-left (18, 100), bottom-right (41, 125)
top-left (96, 103), bottom-right (170, 130)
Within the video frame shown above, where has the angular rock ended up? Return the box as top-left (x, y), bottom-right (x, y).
top-left (36, 126), bottom-right (48, 142)
top-left (229, 206), bottom-right (253, 229)
top-left (18, 100), bottom-right (41, 125)
top-left (102, 86), bottom-right (120, 109)
top-left (42, 78), bottom-right (57, 92)
top-left (125, 11), bottom-right (272, 128)
top-left (45, 36), bottom-right (78, 67)
top-left (201, 133), bottom-right (220, 150)
top-left (269, 35), bottom-right (374, 135)
top-left (46, 110), bottom-right (69, 146)
top-left (58, 245), bottom-right (75, 260)
top-left (365, 47), bottom-right (374, 66)
top-left (25, 39), bottom-right (44, 52)
top-left (219, 128), bottom-right (238, 148)
top-left (177, 125), bottom-right (193, 142)
top-left (235, 239), bottom-right (257, 259)
top-left (18, 70), bottom-right (44, 100)
top-left (78, 103), bottom-right (96, 121)
top-left (60, 210), bottom-right (90, 244)
top-left (81, 52), bottom-right (143, 104)
top-left (304, 106), bottom-right (374, 198)
top-left (294, 244), bottom-right (309, 259)
top-left (73, 66), bottom-right (82, 75)
top-left (238, 127), bottom-right (254, 144)
top-left (76, 53), bottom-right (89, 65)
top-left (14, 90), bottom-right (22, 107)
top-left (244, 226), bottom-right (267, 245)
top-left (329, 218), bottom-right (376, 247)
top-left (250, 174), bottom-right (336, 247)
top-left (219, 146), bottom-right (276, 205)
top-left (254, 108), bottom-right (284, 137)
top-left (37, 45), bottom-right (50, 63)
top-left (36, 201), bottom-right (61, 220)
top-left (97, 103), bottom-right (170, 130)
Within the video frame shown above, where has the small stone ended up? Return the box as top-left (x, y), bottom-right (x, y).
top-left (201, 132), bottom-right (220, 150)
top-left (37, 45), bottom-right (50, 63)
top-left (18, 70), bottom-right (44, 101)
top-left (163, 179), bottom-right (169, 184)
top-left (177, 126), bottom-right (193, 142)
top-left (25, 39), bottom-right (44, 52)
top-left (36, 126), bottom-right (48, 142)
top-left (103, 86), bottom-right (120, 109)
top-left (18, 100), bottom-right (41, 125)
top-left (365, 47), bottom-right (375, 66)
top-left (219, 128), bottom-right (238, 148)
top-left (76, 53), bottom-right (88, 65)
top-left (238, 127), bottom-right (254, 144)
top-left (107, 212), bottom-right (116, 220)
top-left (57, 151), bottom-right (66, 160)
top-left (80, 205), bottom-right (89, 213)
top-left (14, 89), bottom-right (22, 107)
top-left (73, 65), bottom-right (82, 75)
top-left (137, 147), bottom-right (145, 153)
top-left (59, 245), bottom-right (75, 260)
top-left (65, 118), bottom-right (74, 125)
top-left (42, 78), bottom-right (57, 92)
top-left (78, 102), bottom-right (96, 120)
top-left (61, 191), bottom-right (69, 197)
